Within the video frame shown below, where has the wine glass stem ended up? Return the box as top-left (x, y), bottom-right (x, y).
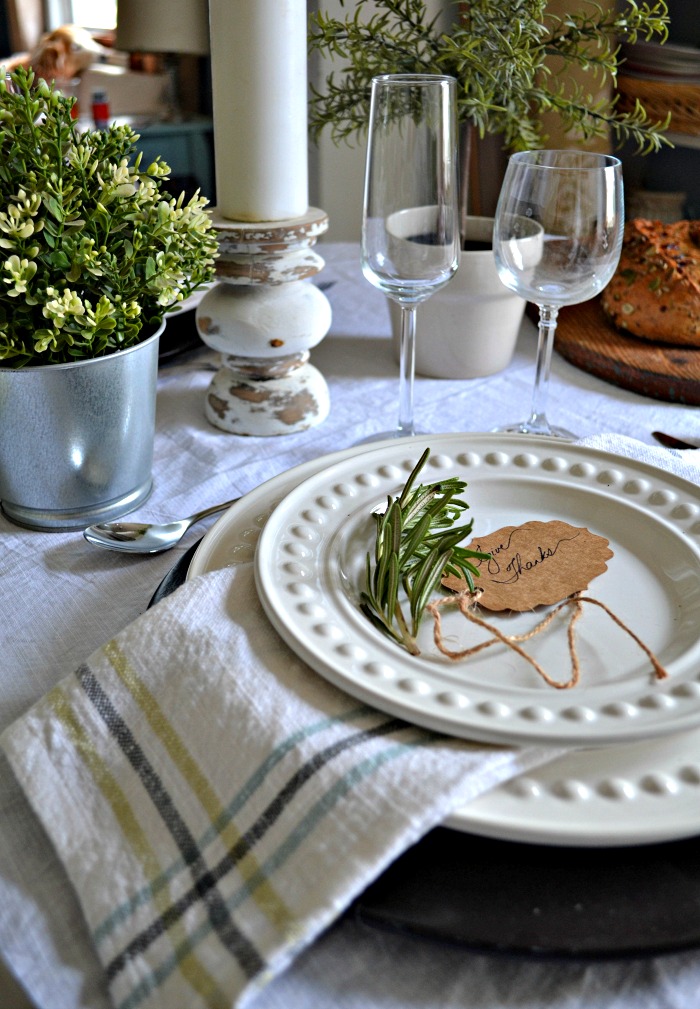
top-left (528, 304), bottom-right (559, 432)
top-left (397, 303), bottom-right (417, 435)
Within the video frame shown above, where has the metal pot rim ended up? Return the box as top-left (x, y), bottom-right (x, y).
top-left (0, 318), bottom-right (165, 373)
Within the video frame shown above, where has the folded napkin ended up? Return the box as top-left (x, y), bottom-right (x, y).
top-left (576, 433), bottom-right (700, 483)
top-left (0, 561), bottom-right (553, 1009)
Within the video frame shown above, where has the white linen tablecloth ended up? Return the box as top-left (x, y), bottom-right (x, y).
top-left (1, 243), bottom-right (699, 1009)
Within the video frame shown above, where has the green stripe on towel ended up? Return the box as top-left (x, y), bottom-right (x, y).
top-left (48, 683), bottom-right (231, 1007)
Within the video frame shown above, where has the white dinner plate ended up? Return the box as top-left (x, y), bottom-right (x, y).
top-left (189, 433), bottom-right (700, 845)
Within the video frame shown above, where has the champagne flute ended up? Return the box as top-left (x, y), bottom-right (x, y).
top-left (493, 149), bottom-right (624, 438)
top-left (361, 74), bottom-right (460, 438)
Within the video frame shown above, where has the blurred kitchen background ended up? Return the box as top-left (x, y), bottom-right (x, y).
top-left (1, 0), bottom-right (699, 240)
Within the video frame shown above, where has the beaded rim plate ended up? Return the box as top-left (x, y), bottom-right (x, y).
top-left (189, 433), bottom-right (700, 845)
top-left (252, 434), bottom-right (700, 749)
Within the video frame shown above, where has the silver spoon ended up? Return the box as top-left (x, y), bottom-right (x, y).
top-left (83, 498), bottom-right (240, 554)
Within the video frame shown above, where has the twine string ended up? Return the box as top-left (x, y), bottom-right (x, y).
top-left (426, 590), bottom-right (668, 690)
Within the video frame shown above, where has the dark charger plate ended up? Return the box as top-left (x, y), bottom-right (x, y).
top-left (151, 547), bottom-right (700, 961)
top-left (354, 827), bottom-right (700, 960)
top-left (158, 307), bottom-right (204, 362)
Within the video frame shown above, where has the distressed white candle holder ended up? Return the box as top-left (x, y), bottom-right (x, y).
top-left (195, 207), bottom-right (332, 436)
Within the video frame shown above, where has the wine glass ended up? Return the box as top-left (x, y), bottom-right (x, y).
top-left (493, 149), bottom-right (624, 438)
top-left (361, 74), bottom-right (460, 438)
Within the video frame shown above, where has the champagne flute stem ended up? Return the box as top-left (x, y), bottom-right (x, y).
top-left (527, 304), bottom-right (559, 434)
top-left (397, 303), bottom-right (417, 436)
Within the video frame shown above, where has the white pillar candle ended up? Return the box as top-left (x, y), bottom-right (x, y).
top-left (209, 0), bottom-right (309, 222)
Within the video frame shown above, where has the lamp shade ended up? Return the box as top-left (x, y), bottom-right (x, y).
top-left (115, 0), bottom-right (210, 55)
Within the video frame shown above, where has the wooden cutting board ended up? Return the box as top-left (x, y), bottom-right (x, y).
top-left (553, 298), bottom-right (700, 406)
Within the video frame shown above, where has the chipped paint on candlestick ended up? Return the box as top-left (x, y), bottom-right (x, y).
top-left (205, 361), bottom-right (330, 436)
top-left (196, 207), bottom-right (331, 436)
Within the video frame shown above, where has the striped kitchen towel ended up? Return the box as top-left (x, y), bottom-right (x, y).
top-left (0, 563), bottom-right (553, 1009)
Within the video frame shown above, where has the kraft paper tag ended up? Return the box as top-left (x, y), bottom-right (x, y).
top-left (444, 520), bottom-right (613, 612)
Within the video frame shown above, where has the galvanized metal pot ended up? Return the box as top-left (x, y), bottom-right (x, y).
top-left (0, 321), bottom-right (164, 531)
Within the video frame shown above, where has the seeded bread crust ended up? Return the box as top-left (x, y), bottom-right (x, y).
top-left (600, 218), bottom-right (700, 347)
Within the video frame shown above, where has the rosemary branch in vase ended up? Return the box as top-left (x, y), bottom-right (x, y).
top-left (309, 0), bottom-right (671, 246)
top-left (360, 448), bottom-right (490, 655)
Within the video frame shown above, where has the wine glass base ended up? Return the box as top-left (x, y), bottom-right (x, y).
top-left (494, 421), bottom-right (576, 441)
top-left (356, 429), bottom-right (427, 445)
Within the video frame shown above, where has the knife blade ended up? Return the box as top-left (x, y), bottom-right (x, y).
top-left (652, 431), bottom-right (699, 451)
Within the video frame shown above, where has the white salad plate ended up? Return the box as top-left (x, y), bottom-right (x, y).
top-left (253, 434), bottom-right (700, 748)
top-left (189, 433), bottom-right (700, 846)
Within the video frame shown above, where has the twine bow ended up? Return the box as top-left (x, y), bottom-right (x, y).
top-left (427, 590), bottom-right (668, 689)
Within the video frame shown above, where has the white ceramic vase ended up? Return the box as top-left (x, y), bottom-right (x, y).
top-left (390, 216), bottom-right (536, 379)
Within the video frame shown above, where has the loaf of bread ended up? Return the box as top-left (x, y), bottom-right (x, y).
top-left (600, 218), bottom-right (700, 347)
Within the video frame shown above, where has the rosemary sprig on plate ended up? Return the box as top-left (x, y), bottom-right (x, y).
top-left (360, 448), bottom-right (490, 655)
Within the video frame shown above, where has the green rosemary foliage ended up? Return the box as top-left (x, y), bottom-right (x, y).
top-left (309, 0), bottom-right (671, 155)
top-left (360, 447), bottom-right (490, 655)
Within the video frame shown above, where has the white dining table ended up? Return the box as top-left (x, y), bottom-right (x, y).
top-left (1, 242), bottom-right (699, 1009)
